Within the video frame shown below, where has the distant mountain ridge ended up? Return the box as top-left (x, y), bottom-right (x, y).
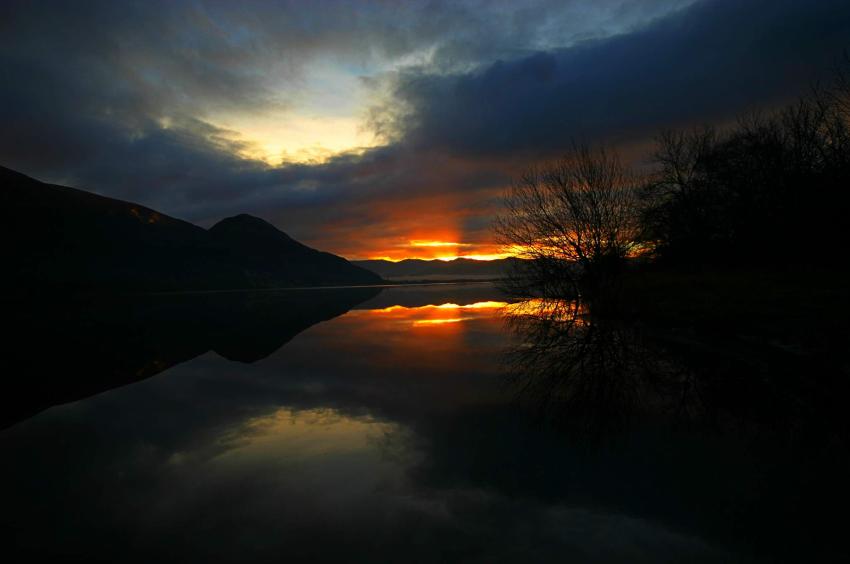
top-left (0, 165), bottom-right (381, 291)
top-left (354, 257), bottom-right (523, 280)
top-left (208, 214), bottom-right (378, 287)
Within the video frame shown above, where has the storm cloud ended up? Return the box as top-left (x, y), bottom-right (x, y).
top-left (385, 0), bottom-right (850, 156)
top-left (1, 0), bottom-right (848, 257)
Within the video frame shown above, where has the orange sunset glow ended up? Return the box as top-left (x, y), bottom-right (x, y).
top-left (290, 174), bottom-right (518, 261)
top-left (366, 240), bottom-right (514, 262)
top-left (5, 1), bottom-right (850, 561)
top-left (353, 301), bottom-right (510, 326)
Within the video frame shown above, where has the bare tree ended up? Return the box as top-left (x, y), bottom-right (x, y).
top-left (639, 126), bottom-right (726, 261)
top-left (650, 127), bottom-right (717, 199)
top-left (495, 145), bottom-right (642, 300)
top-left (502, 296), bottom-right (701, 441)
top-left (642, 57), bottom-right (850, 266)
top-left (825, 51), bottom-right (850, 122)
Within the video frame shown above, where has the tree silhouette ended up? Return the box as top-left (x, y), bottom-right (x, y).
top-left (495, 145), bottom-right (642, 301)
top-left (641, 62), bottom-right (850, 266)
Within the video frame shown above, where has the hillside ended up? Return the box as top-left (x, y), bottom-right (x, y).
top-left (210, 214), bottom-right (379, 287)
top-left (0, 166), bottom-right (381, 291)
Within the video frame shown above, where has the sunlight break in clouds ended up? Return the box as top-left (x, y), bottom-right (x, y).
top-left (222, 113), bottom-right (382, 166)
top-left (2, 0), bottom-right (848, 260)
top-left (212, 61), bottom-right (385, 165)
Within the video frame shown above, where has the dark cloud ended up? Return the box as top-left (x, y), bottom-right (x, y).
top-left (384, 0), bottom-right (850, 157)
top-left (1, 0), bottom-right (848, 256)
top-left (3, 1), bottom-right (676, 211)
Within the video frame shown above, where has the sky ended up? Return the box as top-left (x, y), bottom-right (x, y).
top-left (2, 0), bottom-right (849, 260)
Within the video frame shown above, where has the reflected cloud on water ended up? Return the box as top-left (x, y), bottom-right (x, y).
top-left (1, 283), bottom-right (849, 562)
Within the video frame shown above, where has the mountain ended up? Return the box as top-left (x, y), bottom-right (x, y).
top-left (0, 165), bottom-right (381, 291)
top-left (209, 214), bottom-right (378, 287)
top-left (353, 257), bottom-right (524, 281)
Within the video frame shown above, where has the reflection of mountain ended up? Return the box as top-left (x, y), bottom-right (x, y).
top-left (1, 287), bottom-right (380, 428)
top-left (0, 166), bottom-right (380, 291)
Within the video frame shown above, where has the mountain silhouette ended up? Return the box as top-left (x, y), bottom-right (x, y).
top-left (0, 165), bottom-right (381, 291)
top-left (210, 214), bottom-right (379, 286)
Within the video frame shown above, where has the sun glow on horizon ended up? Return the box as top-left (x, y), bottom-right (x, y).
top-left (355, 241), bottom-right (523, 262)
top-left (408, 240), bottom-right (474, 248)
top-left (357, 253), bottom-right (515, 262)
top-left (370, 301), bottom-right (509, 314)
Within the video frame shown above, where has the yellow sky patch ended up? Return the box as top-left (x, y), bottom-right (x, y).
top-left (219, 112), bottom-right (381, 165)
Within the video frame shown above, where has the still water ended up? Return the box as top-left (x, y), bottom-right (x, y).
top-left (1, 283), bottom-right (848, 563)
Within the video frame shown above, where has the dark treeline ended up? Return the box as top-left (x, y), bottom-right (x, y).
top-left (498, 58), bottom-right (850, 304)
top-left (641, 63), bottom-right (850, 268)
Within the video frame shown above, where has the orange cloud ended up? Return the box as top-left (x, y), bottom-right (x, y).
top-left (265, 151), bottom-right (530, 261)
top-left (302, 186), bottom-right (511, 260)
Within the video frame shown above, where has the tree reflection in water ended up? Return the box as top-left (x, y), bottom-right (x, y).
top-left (503, 298), bottom-right (697, 441)
top-left (502, 295), bottom-right (850, 448)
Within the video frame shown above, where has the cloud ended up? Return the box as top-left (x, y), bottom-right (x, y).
top-left (1, 0), bottom-right (848, 258)
top-left (382, 0), bottom-right (850, 157)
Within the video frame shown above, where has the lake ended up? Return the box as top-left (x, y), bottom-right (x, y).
top-left (1, 282), bottom-right (848, 563)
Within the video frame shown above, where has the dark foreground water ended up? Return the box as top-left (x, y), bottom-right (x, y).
top-left (1, 283), bottom-right (848, 563)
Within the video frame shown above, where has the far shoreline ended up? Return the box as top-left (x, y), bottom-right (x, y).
top-left (135, 278), bottom-right (506, 296)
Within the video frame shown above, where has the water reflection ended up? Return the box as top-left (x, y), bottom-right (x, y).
top-left (1, 287), bottom-right (381, 427)
top-left (503, 298), bottom-right (698, 440)
top-left (498, 295), bottom-right (850, 562)
top-left (502, 295), bottom-right (850, 447)
top-left (1, 283), bottom-right (848, 562)
top-left (352, 301), bottom-right (508, 326)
